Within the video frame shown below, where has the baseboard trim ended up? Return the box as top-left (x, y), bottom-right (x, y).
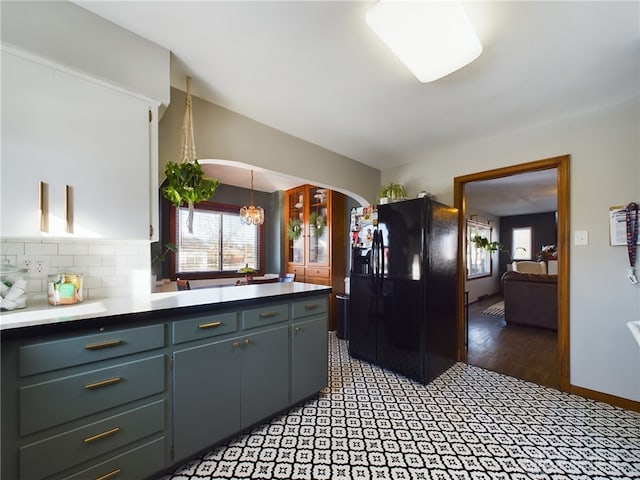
top-left (570, 384), bottom-right (640, 412)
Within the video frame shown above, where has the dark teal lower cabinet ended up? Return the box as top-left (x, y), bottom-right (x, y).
top-left (172, 324), bottom-right (289, 462)
top-left (291, 316), bottom-right (329, 404)
top-left (173, 338), bottom-right (241, 461)
top-left (60, 437), bottom-right (166, 480)
top-left (1, 292), bottom-right (329, 479)
top-left (240, 326), bottom-right (289, 428)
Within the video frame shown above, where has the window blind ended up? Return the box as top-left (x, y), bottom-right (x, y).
top-left (176, 206), bottom-right (261, 274)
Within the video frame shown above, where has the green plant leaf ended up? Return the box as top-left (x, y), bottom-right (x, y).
top-left (162, 160), bottom-right (220, 207)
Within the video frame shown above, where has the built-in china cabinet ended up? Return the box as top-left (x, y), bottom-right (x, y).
top-left (285, 185), bottom-right (346, 330)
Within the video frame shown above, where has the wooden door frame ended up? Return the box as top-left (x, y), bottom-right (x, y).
top-left (454, 154), bottom-right (570, 392)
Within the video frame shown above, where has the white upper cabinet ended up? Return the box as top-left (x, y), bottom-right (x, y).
top-left (1, 50), bottom-right (155, 239)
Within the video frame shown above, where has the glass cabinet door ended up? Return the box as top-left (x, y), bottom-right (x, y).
top-left (287, 186), bottom-right (306, 265)
top-left (307, 186), bottom-right (329, 265)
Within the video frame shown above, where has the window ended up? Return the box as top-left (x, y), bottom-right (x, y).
top-left (172, 202), bottom-right (263, 277)
top-left (512, 227), bottom-right (532, 260)
top-left (466, 220), bottom-right (492, 279)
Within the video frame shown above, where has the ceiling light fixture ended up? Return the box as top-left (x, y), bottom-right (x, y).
top-left (366, 0), bottom-right (483, 82)
top-left (240, 170), bottom-right (264, 225)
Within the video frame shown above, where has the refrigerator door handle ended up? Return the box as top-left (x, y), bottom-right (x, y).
top-left (371, 230), bottom-right (379, 277)
top-left (379, 230), bottom-right (385, 278)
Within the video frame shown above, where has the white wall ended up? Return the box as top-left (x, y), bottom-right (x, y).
top-left (382, 98), bottom-right (640, 402)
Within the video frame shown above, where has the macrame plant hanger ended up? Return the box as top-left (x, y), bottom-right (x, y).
top-left (625, 202), bottom-right (639, 284)
top-left (181, 77), bottom-right (197, 233)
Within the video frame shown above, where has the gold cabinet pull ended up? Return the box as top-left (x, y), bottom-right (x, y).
top-left (85, 377), bottom-right (122, 390)
top-left (259, 312), bottom-right (277, 318)
top-left (243, 339), bottom-right (251, 346)
top-left (198, 321), bottom-right (222, 329)
top-left (84, 339), bottom-right (123, 350)
top-left (304, 304), bottom-right (319, 310)
top-left (96, 468), bottom-right (121, 480)
top-left (39, 181), bottom-right (49, 233)
top-left (65, 184), bottom-right (73, 234)
top-left (84, 427), bottom-right (120, 444)
top-left (232, 342), bottom-right (241, 348)
top-left (295, 326), bottom-right (302, 332)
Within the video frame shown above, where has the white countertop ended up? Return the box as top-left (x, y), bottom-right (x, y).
top-left (0, 282), bottom-right (331, 332)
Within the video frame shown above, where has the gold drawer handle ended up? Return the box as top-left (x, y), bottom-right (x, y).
top-left (304, 304), bottom-right (319, 310)
top-left (85, 377), bottom-right (122, 390)
top-left (65, 184), bottom-right (73, 234)
top-left (259, 312), bottom-right (278, 318)
top-left (244, 339), bottom-right (251, 346)
top-left (96, 468), bottom-right (121, 480)
top-left (198, 321), bottom-right (222, 329)
top-left (39, 181), bottom-right (49, 233)
top-left (232, 342), bottom-right (241, 348)
top-left (295, 326), bottom-right (302, 332)
top-left (84, 427), bottom-right (120, 444)
top-left (84, 339), bottom-right (123, 350)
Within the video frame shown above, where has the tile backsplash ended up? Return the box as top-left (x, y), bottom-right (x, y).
top-left (1, 238), bottom-right (151, 301)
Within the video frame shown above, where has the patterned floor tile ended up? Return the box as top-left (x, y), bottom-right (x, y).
top-left (158, 334), bottom-right (640, 480)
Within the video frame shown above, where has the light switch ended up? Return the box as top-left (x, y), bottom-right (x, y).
top-left (575, 230), bottom-right (589, 245)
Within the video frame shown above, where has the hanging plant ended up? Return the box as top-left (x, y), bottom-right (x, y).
top-left (163, 160), bottom-right (219, 207)
top-left (287, 217), bottom-right (302, 240)
top-left (471, 235), bottom-right (502, 253)
top-left (309, 211), bottom-right (325, 237)
top-left (162, 76), bottom-right (220, 233)
top-left (471, 235), bottom-right (524, 261)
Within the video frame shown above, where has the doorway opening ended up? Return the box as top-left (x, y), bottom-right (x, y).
top-left (454, 155), bottom-right (570, 392)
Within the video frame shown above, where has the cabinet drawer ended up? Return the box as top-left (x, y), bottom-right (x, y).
top-left (19, 355), bottom-right (165, 436)
top-left (172, 312), bottom-right (237, 344)
top-left (19, 400), bottom-right (165, 479)
top-left (292, 297), bottom-right (328, 319)
top-left (60, 436), bottom-right (165, 480)
top-left (288, 266), bottom-right (305, 278)
top-left (242, 303), bottom-right (289, 330)
top-left (19, 324), bottom-right (165, 377)
top-left (307, 267), bottom-right (330, 278)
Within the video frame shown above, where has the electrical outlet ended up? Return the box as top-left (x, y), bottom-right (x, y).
top-left (18, 256), bottom-right (50, 275)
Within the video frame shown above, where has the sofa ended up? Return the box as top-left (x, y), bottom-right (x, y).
top-left (501, 271), bottom-right (558, 330)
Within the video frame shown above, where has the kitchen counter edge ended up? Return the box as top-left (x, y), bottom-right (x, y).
top-left (0, 282), bottom-right (332, 338)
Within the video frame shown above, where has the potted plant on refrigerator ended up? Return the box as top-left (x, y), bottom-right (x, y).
top-left (377, 181), bottom-right (407, 204)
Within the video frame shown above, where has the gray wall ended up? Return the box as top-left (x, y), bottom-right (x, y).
top-left (159, 87), bottom-right (380, 205)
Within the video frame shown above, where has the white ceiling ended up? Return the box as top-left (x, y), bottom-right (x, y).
top-left (75, 1), bottom-right (638, 210)
top-left (465, 168), bottom-right (558, 217)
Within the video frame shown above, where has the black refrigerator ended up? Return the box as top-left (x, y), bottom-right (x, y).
top-left (349, 197), bottom-right (458, 384)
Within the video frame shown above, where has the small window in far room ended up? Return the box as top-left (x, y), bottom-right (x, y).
top-left (512, 227), bottom-right (532, 260)
top-left (466, 220), bottom-right (492, 279)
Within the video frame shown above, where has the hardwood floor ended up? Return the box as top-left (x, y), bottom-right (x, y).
top-left (466, 294), bottom-right (559, 389)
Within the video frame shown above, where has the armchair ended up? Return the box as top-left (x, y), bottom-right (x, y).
top-left (512, 260), bottom-right (547, 274)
